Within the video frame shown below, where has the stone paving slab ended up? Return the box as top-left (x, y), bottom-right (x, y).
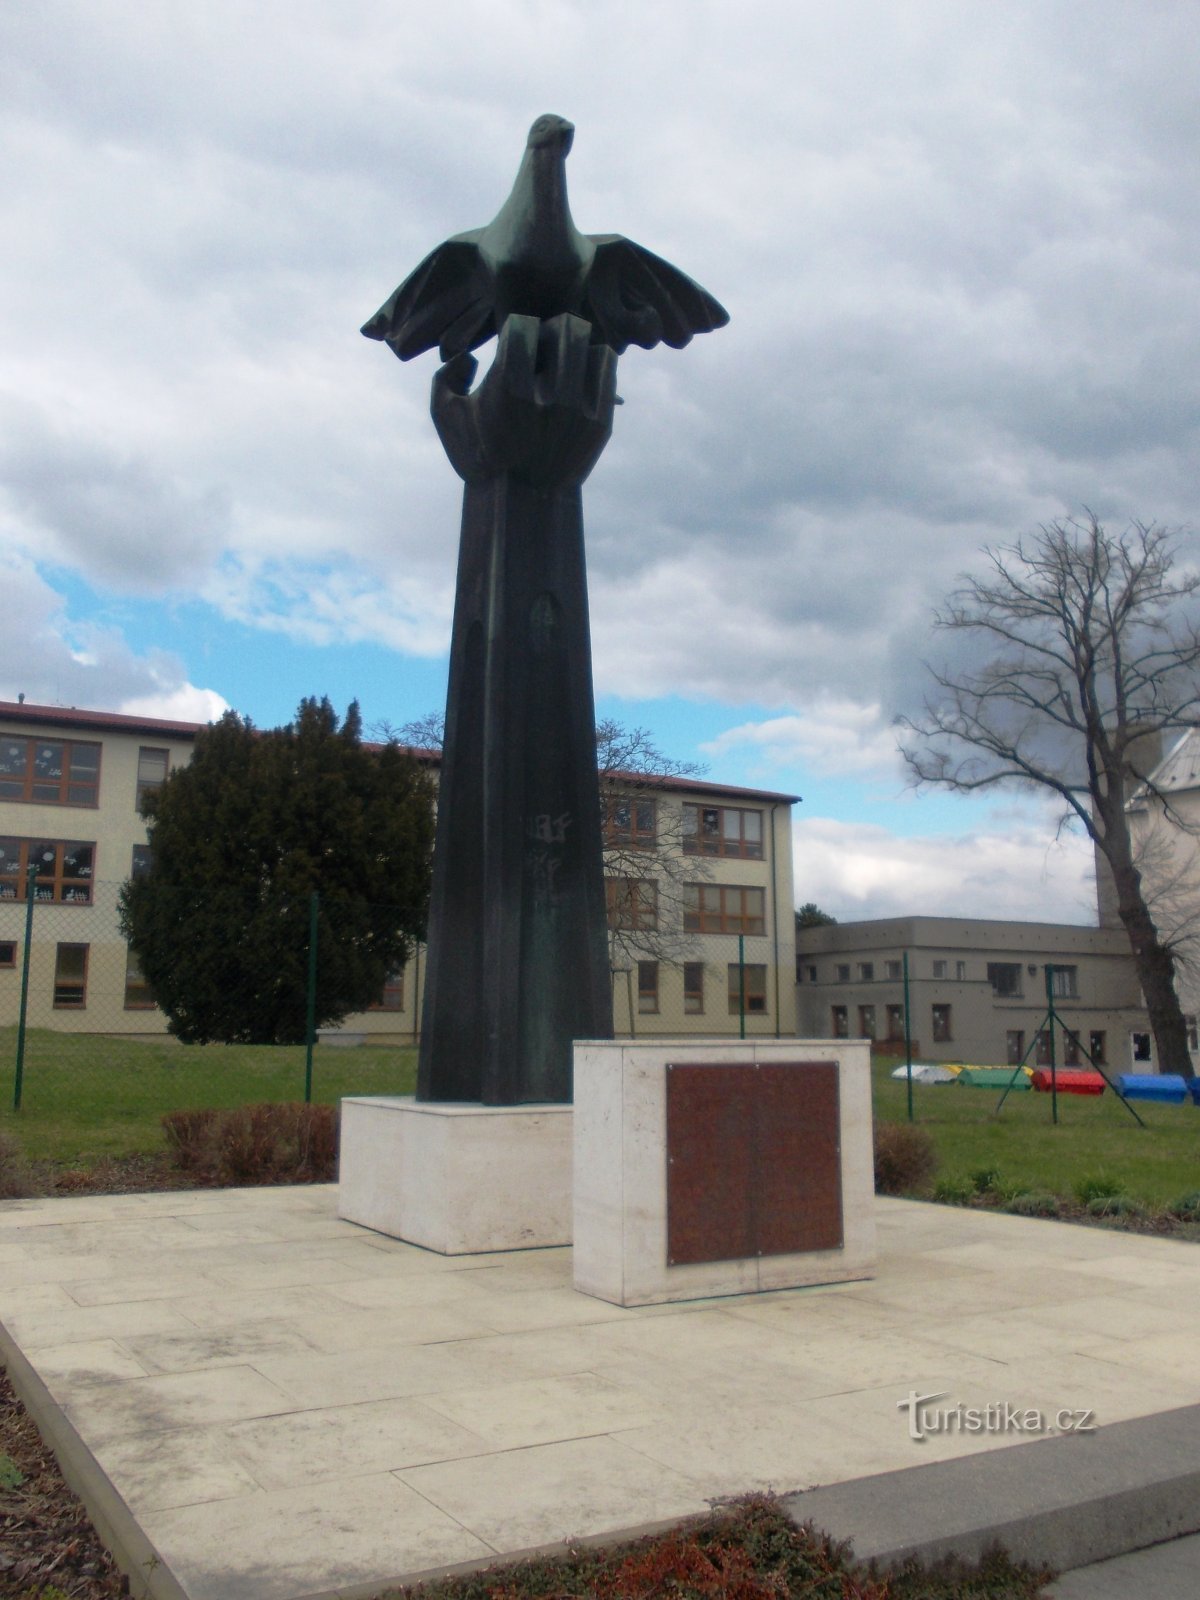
top-left (2, 1188), bottom-right (1199, 1599)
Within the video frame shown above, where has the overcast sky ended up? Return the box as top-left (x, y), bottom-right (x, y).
top-left (3, 0), bottom-right (1198, 921)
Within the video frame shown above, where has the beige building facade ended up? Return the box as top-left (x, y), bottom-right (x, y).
top-left (0, 701), bottom-right (799, 1044)
top-left (795, 914), bottom-right (1156, 1070)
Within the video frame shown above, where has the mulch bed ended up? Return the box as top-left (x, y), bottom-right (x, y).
top-left (0, 1371), bottom-right (127, 1599)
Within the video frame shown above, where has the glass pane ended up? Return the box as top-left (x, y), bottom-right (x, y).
top-left (67, 785), bottom-right (95, 805)
top-left (0, 781), bottom-right (23, 798)
top-left (31, 784), bottom-right (60, 801)
top-left (0, 742), bottom-right (27, 777)
top-left (55, 945), bottom-right (87, 982)
top-left (743, 811), bottom-right (762, 842)
top-left (635, 802), bottom-right (655, 833)
top-left (723, 809), bottom-right (740, 841)
top-left (32, 842), bottom-right (58, 874)
top-left (69, 743), bottom-right (100, 777)
top-left (62, 843), bottom-right (93, 877)
top-left (701, 808), bottom-right (720, 836)
top-left (34, 743), bottom-right (64, 779)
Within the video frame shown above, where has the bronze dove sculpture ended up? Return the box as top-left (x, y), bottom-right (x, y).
top-left (362, 113), bottom-right (728, 361)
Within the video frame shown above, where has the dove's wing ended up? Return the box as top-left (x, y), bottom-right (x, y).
top-left (361, 232), bottom-right (496, 362)
top-left (581, 236), bottom-right (729, 353)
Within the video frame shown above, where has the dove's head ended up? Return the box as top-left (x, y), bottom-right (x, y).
top-left (527, 114), bottom-right (574, 156)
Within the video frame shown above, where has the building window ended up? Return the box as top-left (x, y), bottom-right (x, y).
top-left (728, 963), bottom-right (767, 1014)
top-left (931, 1003), bottom-right (952, 1042)
top-left (683, 961), bottom-right (705, 1014)
top-left (130, 843), bottom-right (152, 878)
top-left (885, 1003), bottom-right (905, 1041)
top-left (885, 959), bottom-right (902, 980)
top-left (1063, 1030), bottom-right (1081, 1067)
top-left (858, 962), bottom-right (874, 982)
top-left (858, 1004), bottom-right (876, 1039)
top-left (1035, 1030), bottom-right (1052, 1066)
top-left (987, 963), bottom-right (1022, 998)
top-left (606, 876), bottom-right (659, 931)
top-left (1006, 1030), bottom-right (1025, 1064)
top-left (136, 747), bottom-right (169, 809)
top-left (1089, 1030), bottom-right (1107, 1066)
top-left (53, 943), bottom-right (88, 1008)
top-left (932, 959), bottom-right (948, 979)
top-left (123, 947), bottom-right (155, 1010)
top-left (831, 1004), bottom-right (848, 1038)
top-left (955, 961), bottom-right (967, 980)
top-left (0, 838), bottom-right (95, 904)
top-left (637, 960), bottom-right (659, 1013)
top-left (682, 804), bottom-right (763, 860)
top-left (1132, 1032), bottom-right (1152, 1063)
top-left (0, 941), bottom-right (15, 969)
top-left (806, 964), bottom-right (817, 982)
top-left (372, 968), bottom-right (405, 1011)
top-left (1049, 966), bottom-right (1078, 999)
top-left (836, 963), bottom-right (850, 982)
top-left (0, 737), bottom-right (100, 807)
top-left (683, 883), bottom-right (764, 936)
top-left (603, 796), bottom-right (656, 849)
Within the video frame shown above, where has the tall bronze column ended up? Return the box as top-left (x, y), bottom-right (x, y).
top-left (417, 315), bottom-right (616, 1102)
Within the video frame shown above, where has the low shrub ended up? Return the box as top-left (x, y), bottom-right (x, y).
top-left (969, 1165), bottom-right (1002, 1194)
top-left (0, 1128), bottom-right (42, 1200)
top-left (1005, 1191), bottom-right (1062, 1219)
top-left (1074, 1172), bottom-right (1122, 1207)
top-left (1170, 1190), bottom-right (1200, 1222)
top-left (1087, 1194), bottom-right (1146, 1220)
top-left (932, 1176), bottom-right (974, 1206)
top-left (873, 1122), bottom-right (938, 1196)
top-left (161, 1102), bottom-right (339, 1185)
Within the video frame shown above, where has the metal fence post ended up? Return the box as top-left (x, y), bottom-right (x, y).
top-left (303, 891), bottom-right (319, 1104)
top-left (902, 949), bottom-right (914, 1121)
top-left (13, 864), bottom-right (37, 1111)
top-left (737, 932), bottom-right (746, 1039)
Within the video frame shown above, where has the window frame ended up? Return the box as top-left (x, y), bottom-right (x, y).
top-left (123, 946), bottom-right (156, 1010)
top-left (1049, 965), bottom-right (1078, 999)
top-left (603, 795), bottom-right (657, 849)
top-left (0, 736), bottom-right (101, 808)
top-left (682, 803), bottom-right (764, 860)
top-left (683, 960), bottom-right (705, 1014)
top-left (0, 940), bottom-right (15, 970)
top-left (857, 1003), bottom-right (876, 1039)
top-left (857, 962), bottom-right (874, 982)
top-left (53, 942), bottom-right (89, 1009)
top-left (831, 1003), bottom-right (849, 1038)
top-left (606, 875), bottom-right (659, 931)
top-left (371, 967), bottom-right (406, 1011)
top-left (683, 883), bottom-right (765, 936)
top-left (931, 1002), bottom-right (952, 1042)
top-left (0, 837), bottom-right (96, 905)
top-left (637, 959), bottom-right (659, 1014)
top-left (987, 962), bottom-right (1023, 998)
top-left (728, 962), bottom-right (767, 1015)
top-left (885, 1002), bottom-right (905, 1041)
top-left (136, 746), bottom-right (169, 810)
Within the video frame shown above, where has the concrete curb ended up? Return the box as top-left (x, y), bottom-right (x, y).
top-left (0, 1315), bottom-right (190, 1600)
top-left (782, 1403), bottom-right (1200, 1574)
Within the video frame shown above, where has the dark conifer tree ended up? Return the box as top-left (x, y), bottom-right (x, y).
top-left (119, 698), bottom-right (434, 1044)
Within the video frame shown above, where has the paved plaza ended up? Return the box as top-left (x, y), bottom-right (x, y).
top-left (1, 1187), bottom-right (1198, 1599)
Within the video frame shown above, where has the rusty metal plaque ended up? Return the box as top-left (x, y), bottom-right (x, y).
top-left (666, 1061), bottom-right (843, 1266)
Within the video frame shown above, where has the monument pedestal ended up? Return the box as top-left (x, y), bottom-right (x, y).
top-left (338, 1097), bottom-right (572, 1254)
top-left (572, 1040), bottom-right (876, 1306)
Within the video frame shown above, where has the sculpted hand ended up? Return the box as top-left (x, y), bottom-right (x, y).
top-left (431, 314), bottom-right (617, 489)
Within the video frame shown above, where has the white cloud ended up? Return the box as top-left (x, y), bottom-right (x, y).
top-left (793, 807), bottom-right (1097, 924)
top-left (117, 685), bottom-right (230, 723)
top-left (701, 701), bottom-right (902, 781)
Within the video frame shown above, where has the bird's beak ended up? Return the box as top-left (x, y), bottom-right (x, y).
top-left (560, 120), bottom-right (575, 156)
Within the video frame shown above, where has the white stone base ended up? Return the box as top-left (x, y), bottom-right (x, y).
top-left (338, 1096), bottom-right (572, 1254)
top-left (572, 1039), bottom-right (876, 1306)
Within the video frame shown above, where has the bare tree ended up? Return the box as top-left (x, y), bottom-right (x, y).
top-left (900, 514), bottom-right (1200, 1076)
top-left (379, 712), bottom-right (711, 970)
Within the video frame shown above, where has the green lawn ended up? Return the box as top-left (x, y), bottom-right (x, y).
top-left (1, 1030), bottom-right (1196, 1207)
top-left (0, 1028), bottom-right (418, 1162)
top-left (876, 1057), bottom-right (1200, 1207)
